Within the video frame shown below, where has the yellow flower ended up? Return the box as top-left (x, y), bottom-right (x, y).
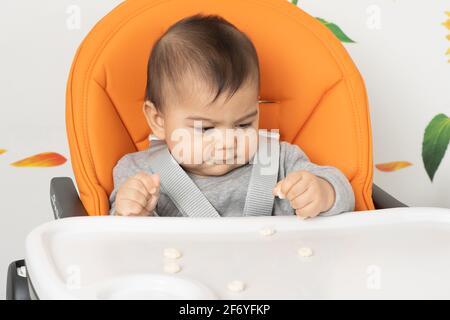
top-left (443, 12), bottom-right (450, 29)
top-left (444, 12), bottom-right (450, 62)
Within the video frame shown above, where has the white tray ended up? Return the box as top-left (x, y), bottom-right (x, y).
top-left (25, 207), bottom-right (450, 299)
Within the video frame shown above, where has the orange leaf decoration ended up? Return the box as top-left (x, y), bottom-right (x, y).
top-left (0, 149), bottom-right (6, 155)
top-left (376, 161), bottom-right (413, 172)
top-left (11, 152), bottom-right (67, 167)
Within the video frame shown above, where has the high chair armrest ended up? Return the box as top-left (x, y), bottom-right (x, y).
top-left (6, 260), bottom-right (31, 300)
top-left (50, 177), bottom-right (88, 219)
top-left (372, 183), bottom-right (407, 209)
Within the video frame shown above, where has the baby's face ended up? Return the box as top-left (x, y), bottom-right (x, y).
top-left (152, 82), bottom-right (259, 176)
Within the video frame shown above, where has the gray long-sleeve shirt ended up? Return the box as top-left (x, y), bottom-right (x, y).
top-left (109, 141), bottom-right (355, 217)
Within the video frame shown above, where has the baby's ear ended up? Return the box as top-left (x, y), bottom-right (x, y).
top-left (143, 100), bottom-right (165, 140)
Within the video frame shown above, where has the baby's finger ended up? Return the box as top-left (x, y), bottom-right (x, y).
top-left (280, 171), bottom-right (304, 197)
top-left (290, 187), bottom-right (315, 210)
top-left (116, 199), bottom-right (146, 216)
top-left (126, 177), bottom-right (150, 201)
top-left (118, 187), bottom-right (148, 208)
top-left (149, 173), bottom-right (160, 194)
top-left (134, 172), bottom-right (157, 196)
top-left (295, 200), bottom-right (320, 219)
top-left (285, 178), bottom-right (309, 202)
top-left (145, 192), bottom-right (159, 212)
top-left (272, 180), bottom-right (284, 198)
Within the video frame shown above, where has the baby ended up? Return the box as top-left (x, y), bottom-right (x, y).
top-left (109, 14), bottom-right (355, 218)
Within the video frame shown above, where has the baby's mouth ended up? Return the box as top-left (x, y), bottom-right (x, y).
top-left (213, 149), bottom-right (237, 163)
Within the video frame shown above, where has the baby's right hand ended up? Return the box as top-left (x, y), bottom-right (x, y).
top-left (115, 172), bottom-right (160, 216)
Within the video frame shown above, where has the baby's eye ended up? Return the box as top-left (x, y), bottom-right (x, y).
top-left (237, 123), bottom-right (252, 128)
top-left (193, 126), bottom-right (214, 132)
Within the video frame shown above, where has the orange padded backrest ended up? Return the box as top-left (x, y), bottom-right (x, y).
top-left (66, 0), bottom-right (375, 215)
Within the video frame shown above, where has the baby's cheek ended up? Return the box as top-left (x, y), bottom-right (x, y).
top-left (169, 128), bottom-right (207, 163)
top-left (200, 137), bottom-right (215, 163)
top-left (244, 131), bottom-right (258, 162)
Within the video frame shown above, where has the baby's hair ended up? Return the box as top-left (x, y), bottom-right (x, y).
top-left (145, 14), bottom-right (260, 110)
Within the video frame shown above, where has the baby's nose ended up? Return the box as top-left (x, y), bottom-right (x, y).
top-left (210, 129), bottom-right (236, 147)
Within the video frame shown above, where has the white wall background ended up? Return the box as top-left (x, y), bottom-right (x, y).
top-left (0, 0), bottom-right (448, 299)
top-left (0, 0), bottom-right (123, 299)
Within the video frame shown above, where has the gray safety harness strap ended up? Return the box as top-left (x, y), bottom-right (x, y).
top-left (149, 140), bottom-right (221, 218)
top-left (243, 130), bottom-right (280, 217)
top-left (148, 130), bottom-right (280, 217)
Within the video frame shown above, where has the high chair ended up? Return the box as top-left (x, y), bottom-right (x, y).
top-left (7, 0), bottom-right (411, 300)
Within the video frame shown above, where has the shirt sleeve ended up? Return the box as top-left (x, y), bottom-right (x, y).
top-left (109, 155), bottom-right (133, 215)
top-left (281, 142), bottom-right (355, 216)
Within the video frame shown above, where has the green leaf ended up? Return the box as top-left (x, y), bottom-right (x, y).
top-left (422, 113), bottom-right (450, 181)
top-left (291, 0), bottom-right (298, 5)
top-left (316, 17), bottom-right (356, 43)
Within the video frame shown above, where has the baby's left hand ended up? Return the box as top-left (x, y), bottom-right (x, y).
top-left (273, 170), bottom-right (335, 219)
